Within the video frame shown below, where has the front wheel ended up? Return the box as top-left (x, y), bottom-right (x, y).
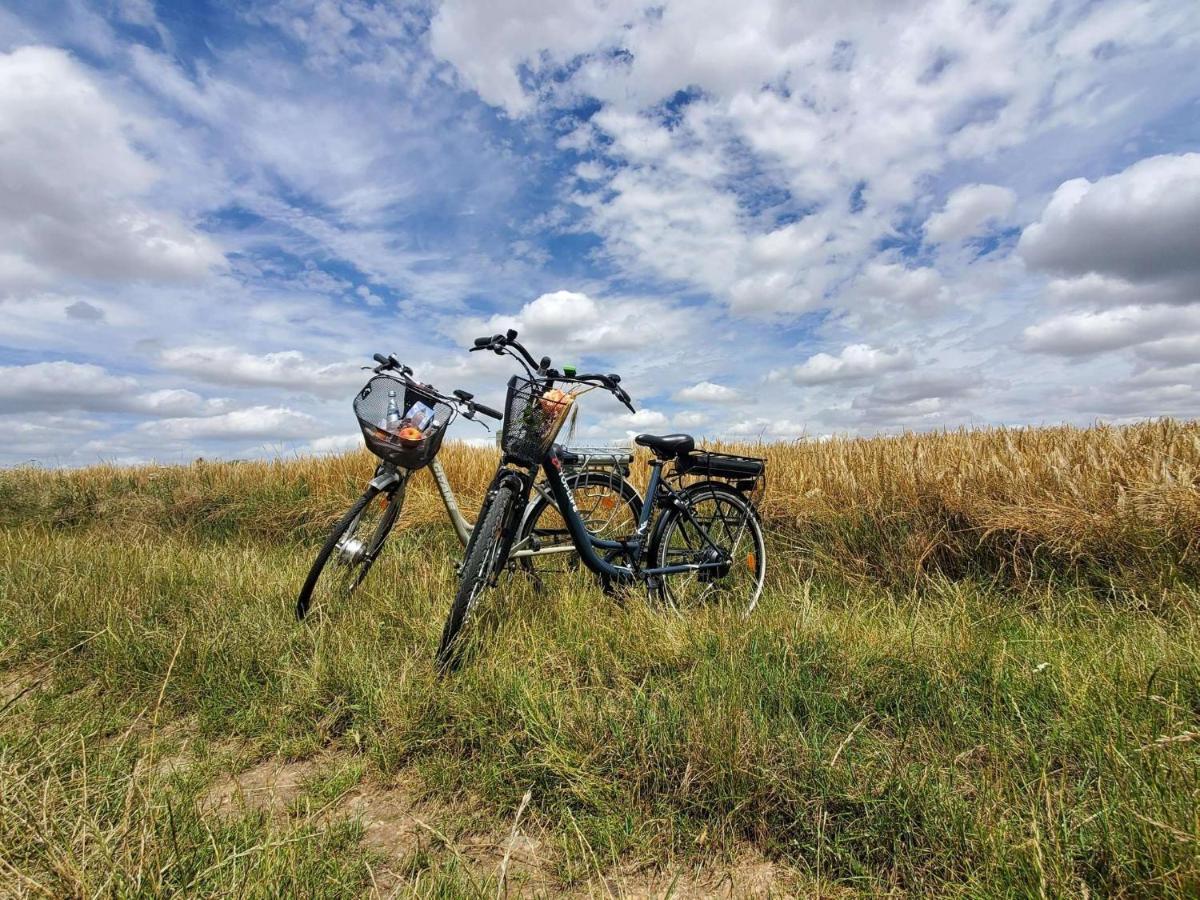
top-left (437, 481), bottom-right (519, 671)
top-left (652, 482), bottom-right (766, 615)
top-left (295, 484), bottom-right (403, 620)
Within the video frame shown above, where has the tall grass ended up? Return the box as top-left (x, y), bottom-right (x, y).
top-left (3, 419), bottom-right (1196, 591)
top-left (1, 420), bottom-right (1198, 895)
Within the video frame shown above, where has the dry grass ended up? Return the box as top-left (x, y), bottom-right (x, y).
top-left (4, 419), bottom-right (1197, 592)
top-left (1, 419), bottom-right (1198, 895)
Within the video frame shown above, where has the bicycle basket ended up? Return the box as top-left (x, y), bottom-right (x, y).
top-left (502, 375), bottom-right (577, 466)
top-left (353, 375), bottom-right (455, 470)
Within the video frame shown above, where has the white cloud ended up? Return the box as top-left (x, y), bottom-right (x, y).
top-left (0, 46), bottom-right (223, 294)
top-left (924, 184), bottom-right (1016, 243)
top-left (137, 406), bottom-right (325, 441)
top-left (672, 410), bottom-right (708, 428)
top-left (673, 381), bottom-right (739, 404)
top-left (1018, 153), bottom-right (1200, 286)
top-left (605, 408), bottom-right (668, 431)
top-left (0, 361), bottom-right (223, 416)
top-left (1043, 273), bottom-right (1196, 309)
top-left (307, 433), bottom-right (362, 455)
top-left (837, 262), bottom-right (951, 321)
top-left (774, 344), bottom-right (914, 385)
top-left (459, 290), bottom-right (690, 353)
top-left (725, 417), bottom-right (807, 439)
top-left (1023, 305), bottom-right (1200, 357)
top-left (430, 0), bottom-right (643, 115)
top-left (158, 346), bottom-right (362, 397)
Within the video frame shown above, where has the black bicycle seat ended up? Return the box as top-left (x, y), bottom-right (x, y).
top-left (635, 433), bottom-right (695, 458)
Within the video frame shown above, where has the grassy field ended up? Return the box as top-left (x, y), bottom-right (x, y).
top-left (1, 421), bottom-right (1198, 897)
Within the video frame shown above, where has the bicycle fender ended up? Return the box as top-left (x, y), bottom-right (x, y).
top-left (369, 468), bottom-right (403, 492)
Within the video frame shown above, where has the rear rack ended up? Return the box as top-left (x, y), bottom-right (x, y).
top-left (673, 449), bottom-right (766, 504)
top-left (557, 444), bottom-right (633, 474)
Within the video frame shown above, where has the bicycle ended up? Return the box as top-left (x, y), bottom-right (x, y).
top-left (437, 331), bottom-right (767, 670)
top-left (295, 353), bottom-right (641, 620)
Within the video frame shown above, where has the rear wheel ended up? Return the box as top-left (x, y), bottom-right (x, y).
top-left (295, 485), bottom-right (403, 620)
top-left (516, 471), bottom-right (641, 578)
top-left (437, 482), bottom-right (519, 671)
top-left (652, 482), bottom-right (765, 615)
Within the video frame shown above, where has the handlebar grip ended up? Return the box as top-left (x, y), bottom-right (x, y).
top-left (473, 336), bottom-right (491, 347)
top-left (473, 402), bottom-right (503, 421)
top-left (373, 353), bottom-right (389, 365)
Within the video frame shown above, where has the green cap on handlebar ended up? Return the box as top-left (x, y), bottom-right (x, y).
top-left (563, 364), bottom-right (577, 377)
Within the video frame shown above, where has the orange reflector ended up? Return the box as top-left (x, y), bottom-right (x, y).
top-left (379, 496), bottom-right (390, 510)
top-left (746, 553), bottom-right (757, 571)
top-left (600, 497), bottom-right (616, 509)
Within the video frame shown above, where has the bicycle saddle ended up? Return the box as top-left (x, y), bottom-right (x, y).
top-left (635, 433), bottom-right (695, 458)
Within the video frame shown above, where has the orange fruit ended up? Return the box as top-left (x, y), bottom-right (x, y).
top-left (397, 425), bottom-right (425, 447)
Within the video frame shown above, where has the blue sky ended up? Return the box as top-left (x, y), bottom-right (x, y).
top-left (1, 0), bottom-right (1199, 465)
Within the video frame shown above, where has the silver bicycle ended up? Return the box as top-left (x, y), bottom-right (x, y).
top-left (295, 352), bottom-right (640, 619)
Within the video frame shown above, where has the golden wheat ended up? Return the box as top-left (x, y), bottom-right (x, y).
top-left (2, 419), bottom-right (1196, 590)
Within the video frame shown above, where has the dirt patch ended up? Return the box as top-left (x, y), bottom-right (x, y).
top-left (202, 755), bottom-right (794, 898)
top-left (203, 754), bottom-right (326, 816)
top-left (0, 662), bottom-right (46, 712)
top-left (590, 855), bottom-right (780, 899)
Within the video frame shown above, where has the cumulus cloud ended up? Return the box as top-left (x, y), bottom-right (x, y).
top-left (837, 262), bottom-right (951, 321)
top-left (0, 361), bottom-right (225, 416)
top-left (924, 184), bottom-right (1016, 243)
top-left (673, 381), bottom-right (739, 404)
top-left (459, 290), bottom-right (690, 353)
top-left (773, 344), bottom-right (914, 385)
top-left (1023, 305), bottom-right (1200, 356)
top-left (158, 346), bottom-right (362, 397)
top-left (604, 408), bottom-right (669, 431)
top-left (137, 406), bottom-right (325, 441)
top-left (1019, 153), bottom-right (1200, 286)
top-left (0, 46), bottom-right (223, 294)
top-left (843, 371), bottom-right (980, 427)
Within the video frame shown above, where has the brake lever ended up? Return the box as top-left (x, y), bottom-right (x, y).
top-left (463, 408), bottom-right (492, 432)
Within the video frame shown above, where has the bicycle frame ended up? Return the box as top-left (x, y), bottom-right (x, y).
top-left (488, 449), bottom-right (737, 585)
top-left (369, 456), bottom-right (590, 560)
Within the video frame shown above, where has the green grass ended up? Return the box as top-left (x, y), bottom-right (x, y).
top-left (2, 511), bottom-right (1198, 898)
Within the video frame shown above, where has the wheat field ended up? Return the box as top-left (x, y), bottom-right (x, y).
top-left (1, 421), bottom-right (1198, 896)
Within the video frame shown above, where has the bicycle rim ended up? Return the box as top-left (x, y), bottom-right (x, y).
top-left (655, 486), bottom-right (766, 614)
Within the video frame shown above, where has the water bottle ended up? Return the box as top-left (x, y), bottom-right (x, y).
top-left (385, 390), bottom-right (402, 432)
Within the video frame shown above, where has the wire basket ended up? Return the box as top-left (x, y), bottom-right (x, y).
top-left (502, 375), bottom-right (577, 466)
top-left (353, 375), bottom-right (454, 470)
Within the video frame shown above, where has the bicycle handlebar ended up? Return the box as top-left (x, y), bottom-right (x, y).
top-left (368, 351), bottom-right (499, 423)
top-left (468, 331), bottom-right (636, 413)
top-left (472, 401), bottom-right (503, 420)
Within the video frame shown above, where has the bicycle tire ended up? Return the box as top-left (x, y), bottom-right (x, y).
top-left (295, 485), bottom-right (403, 620)
top-left (651, 481), bottom-right (766, 615)
top-left (516, 471), bottom-right (642, 576)
top-left (437, 481), bottom-right (519, 671)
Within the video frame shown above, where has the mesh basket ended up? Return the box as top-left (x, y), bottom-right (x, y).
top-left (501, 375), bottom-right (575, 466)
top-left (353, 375), bottom-right (454, 470)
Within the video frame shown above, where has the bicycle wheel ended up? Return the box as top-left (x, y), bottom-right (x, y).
top-left (652, 481), bottom-right (765, 615)
top-left (295, 484), bottom-right (404, 620)
top-left (437, 482), bottom-right (519, 671)
top-left (516, 471), bottom-right (641, 576)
